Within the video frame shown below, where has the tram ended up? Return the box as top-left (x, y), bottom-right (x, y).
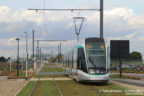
top-left (63, 37), bottom-right (110, 83)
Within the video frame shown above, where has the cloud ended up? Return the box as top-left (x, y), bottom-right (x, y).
top-left (127, 15), bottom-right (144, 30)
top-left (0, 6), bottom-right (144, 57)
top-left (126, 32), bottom-right (137, 39)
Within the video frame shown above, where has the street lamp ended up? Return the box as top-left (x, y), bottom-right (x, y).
top-left (15, 38), bottom-right (20, 76)
top-left (24, 32), bottom-right (28, 80)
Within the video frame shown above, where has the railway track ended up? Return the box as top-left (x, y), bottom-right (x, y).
top-left (53, 77), bottom-right (63, 96)
top-left (29, 78), bottom-right (40, 96)
top-left (29, 69), bottom-right (63, 96)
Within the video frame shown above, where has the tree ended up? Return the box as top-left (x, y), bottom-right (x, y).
top-left (0, 56), bottom-right (7, 62)
top-left (129, 51), bottom-right (142, 60)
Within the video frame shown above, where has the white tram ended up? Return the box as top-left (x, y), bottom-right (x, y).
top-left (63, 37), bottom-right (110, 83)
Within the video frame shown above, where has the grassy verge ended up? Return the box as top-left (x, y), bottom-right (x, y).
top-left (0, 70), bottom-right (14, 76)
top-left (110, 75), bottom-right (141, 80)
top-left (17, 81), bottom-right (35, 96)
top-left (33, 81), bottom-right (59, 96)
top-left (0, 69), bottom-right (34, 79)
top-left (17, 80), bottom-right (127, 96)
top-left (17, 81), bottom-right (59, 96)
top-left (57, 80), bottom-right (127, 96)
top-left (111, 69), bottom-right (144, 74)
top-left (8, 71), bottom-right (34, 79)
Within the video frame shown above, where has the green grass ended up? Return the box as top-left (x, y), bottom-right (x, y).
top-left (17, 62), bottom-right (128, 96)
top-left (57, 80), bottom-right (127, 96)
top-left (17, 81), bottom-right (59, 96)
top-left (17, 81), bottom-right (35, 96)
top-left (111, 75), bottom-right (129, 79)
top-left (111, 68), bottom-right (144, 74)
top-left (17, 80), bottom-right (128, 96)
top-left (110, 75), bottom-right (141, 80)
top-left (32, 81), bottom-right (59, 96)
top-left (40, 68), bottom-right (63, 72)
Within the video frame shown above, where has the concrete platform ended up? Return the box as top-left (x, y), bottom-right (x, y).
top-left (36, 72), bottom-right (64, 75)
top-left (43, 65), bottom-right (61, 68)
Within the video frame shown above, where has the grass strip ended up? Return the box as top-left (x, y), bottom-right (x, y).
top-left (33, 81), bottom-right (59, 96)
top-left (111, 75), bottom-right (141, 80)
top-left (17, 81), bottom-right (35, 96)
top-left (57, 80), bottom-right (127, 96)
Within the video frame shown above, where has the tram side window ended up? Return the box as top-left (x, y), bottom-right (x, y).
top-left (78, 48), bottom-right (87, 73)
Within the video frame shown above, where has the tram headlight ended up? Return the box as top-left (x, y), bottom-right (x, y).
top-left (100, 70), bottom-right (106, 74)
top-left (89, 69), bottom-right (96, 74)
top-left (96, 70), bottom-right (99, 74)
top-left (100, 71), bottom-right (105, 74)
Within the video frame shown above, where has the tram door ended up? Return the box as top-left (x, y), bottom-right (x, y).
top-left (78, 48), bottom-right (87, 73)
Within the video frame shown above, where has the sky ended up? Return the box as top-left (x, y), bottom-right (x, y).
top-left (0, 0), bottom-right (144, 58)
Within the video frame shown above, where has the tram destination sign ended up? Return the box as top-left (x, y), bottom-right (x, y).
top-left (110, 40), bottom-right (129, 59)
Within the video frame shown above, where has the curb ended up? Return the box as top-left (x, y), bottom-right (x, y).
top-left (13, 81), bottom-right (29, 96)
top-left (110, 80), bottom-right (144, 91)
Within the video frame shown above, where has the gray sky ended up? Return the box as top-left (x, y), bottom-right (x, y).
top-left (0, 0), bottom-right (144, 58)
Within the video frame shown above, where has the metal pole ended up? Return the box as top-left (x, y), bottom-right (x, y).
top-left (119, 59), bottom-right (122, 78)
top-left (37, 41), bottom-right (39, 68)
top-left (52, 49), bottom-right (53, 59)
top-left (18, 39), bottom-right (19, 76)
top-left (58, 45), bottom-right (59, 64)
top-left (58, 45), bottom-right (59, 55)
top-left (100, 0), bottom-right (103, 38)
top-left (24, 32), bottom-right (28, 80)
top-left (16, 38), bottom-right (20, 76)
top-left (10, 57), bottom-right (11, 71)
top-left (35, 47), bottom-right (37, 71)
top-left (32, 30), bottom-right (34, 71)
top-left (77, 35), bottom-right (79, 43)
top-left (60, 43), bottom-right (61, 55)
top-left (60, 43), bottom-right (61, 64)
top-left (40, 48), bottom-right (42, 65)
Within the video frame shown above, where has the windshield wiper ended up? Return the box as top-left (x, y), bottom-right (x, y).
top-left (89, 57), bottom-right (97, 69)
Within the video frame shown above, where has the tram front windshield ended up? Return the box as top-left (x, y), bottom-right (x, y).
top-left (86, 43), bottom-right (106, 74)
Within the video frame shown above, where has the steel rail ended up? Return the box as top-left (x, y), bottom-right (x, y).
top-left (29, 63), bottom-right (63, 96)
top-left (53, 78), bottom-right (63, 96)
top-left (29, 78), bottom-right (40, 96)
top-left (51, 64), bottom-right (63, 96)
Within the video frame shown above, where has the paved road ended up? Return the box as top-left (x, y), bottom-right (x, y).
top-left (112, 79), bottom-right (144, 87)
top-left (0, 76), bottom-right (8, 80)
top-left (0, 80), bottom-right (28, 96)
top-left (111, 73), bottom-right (144, 79)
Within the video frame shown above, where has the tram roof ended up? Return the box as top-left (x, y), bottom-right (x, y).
top-left (63, 44), bottom-right (84, 55)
